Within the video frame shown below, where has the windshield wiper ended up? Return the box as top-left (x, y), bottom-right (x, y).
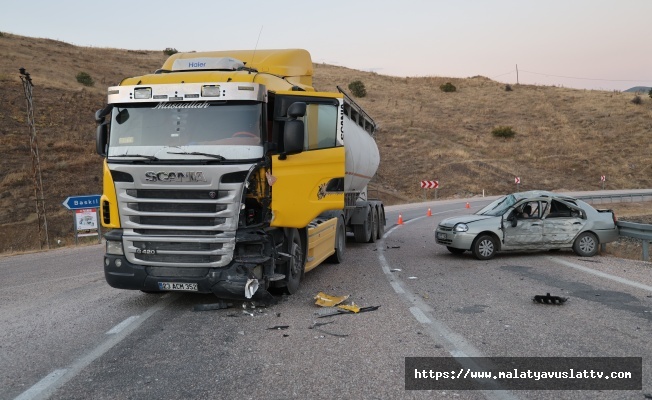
top-left (110, 154), bottom-right (159, 161)
top-left (167, 151), bottom-right (226, 161)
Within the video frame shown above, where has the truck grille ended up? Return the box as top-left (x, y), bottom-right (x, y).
top-left (118, 184), bottom-right (242, 268)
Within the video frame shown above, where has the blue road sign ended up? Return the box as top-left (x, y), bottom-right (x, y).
top-left (62, 195), bottom-right (101, 210)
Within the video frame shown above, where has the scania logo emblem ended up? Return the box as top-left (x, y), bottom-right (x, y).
top-left (208, 191), bottom-right (217, 199)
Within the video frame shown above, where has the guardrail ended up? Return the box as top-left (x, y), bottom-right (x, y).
top-left (577, 191), bottom-right (652, 204)
top-left (576, 192), bottom-right (652, 261)
top-left (616, 221), bottom-right (652, 261)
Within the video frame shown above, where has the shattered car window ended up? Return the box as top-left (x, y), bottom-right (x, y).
top-left (476, 194), bottom-right (517, 216)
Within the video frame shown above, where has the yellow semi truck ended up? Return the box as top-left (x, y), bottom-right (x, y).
top-left (95, 49), bottom-right (384, 302)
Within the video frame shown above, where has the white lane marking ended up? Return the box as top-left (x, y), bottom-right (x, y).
top-left (14, 293), bottom-right (177, 400)
top-left (105, 315), bottom-right (140, 335)
top-left (13, 370), bottom-right (67, 400)
top-left (409, 307), bottom-right (431, 324)
top-left (550, 256), bottom-right (652, 293)
top-left (378, 216), bottom-right (519, 400)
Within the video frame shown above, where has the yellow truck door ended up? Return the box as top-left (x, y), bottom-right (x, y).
top-left (270, 96), bottom-right (344, 228)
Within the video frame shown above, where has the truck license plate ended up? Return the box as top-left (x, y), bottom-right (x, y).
top-left (158, 282), bottom-right (198, 291)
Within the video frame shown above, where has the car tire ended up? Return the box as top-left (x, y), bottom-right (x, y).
top-left (573, 232), bottom-right (598, 257)
top-left (447, 246), bottom-right (466, 255)
top-left (472, 234), bottom-right (497, 260)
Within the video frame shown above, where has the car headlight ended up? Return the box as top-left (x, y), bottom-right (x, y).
top-left (454, 223), bottom-right (468, 233)
top-left (106, 240), bottom-right (124, 255)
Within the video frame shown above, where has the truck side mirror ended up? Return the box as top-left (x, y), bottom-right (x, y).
top-left (287, 102), bottom-right (306, 118)
top-left (281, 120), bottom-right (304, 158)
top-left (279, 102), bottom-right (306, 160)
top-left (96, 123), bottom-right (108, 156)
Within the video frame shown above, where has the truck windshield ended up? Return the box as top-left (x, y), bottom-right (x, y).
top-left (476, 194), bottom-right (517, 216)
top-left (107, 101), bottom-right (263, 160)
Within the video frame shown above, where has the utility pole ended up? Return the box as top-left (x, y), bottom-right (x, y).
top-left (19, 68), bottom-right (50, 249)
top-left (516, 64), bottom-right (519, 85)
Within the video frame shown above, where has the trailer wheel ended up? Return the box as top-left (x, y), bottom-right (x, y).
top-left (354, 206), bottom-right (372, 243)
top-left (327, 216), bottom-right (345, 263)
top-left (368, 207), bottom-right (379, 243)
top-left (376, 207), bottom-right (385, 240)
top-left (283, 228), bottom-right (304, 294)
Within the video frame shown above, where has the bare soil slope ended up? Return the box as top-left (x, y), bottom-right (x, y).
top-left (1, 33), bottom-right (651, 253)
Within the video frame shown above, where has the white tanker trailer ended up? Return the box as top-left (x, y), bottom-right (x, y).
top-left (95, 49), bottom-right (384, 302)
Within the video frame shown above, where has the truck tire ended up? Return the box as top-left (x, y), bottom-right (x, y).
top-left (368, 207), bottom-right (378, 243)
top-left (376, 207), bottom-right (385, 240)
top-left (354, 206), bottom-right (372, 243)
top-left (283, 228), bottom-right (305, 294)
top-left (326, 216), bottom-right (345, 263)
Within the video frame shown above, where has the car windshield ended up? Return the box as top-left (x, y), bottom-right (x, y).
top-left (476, 194), bottom-right (517, 216)
top-left (107, 101), bottom-right (263, 160)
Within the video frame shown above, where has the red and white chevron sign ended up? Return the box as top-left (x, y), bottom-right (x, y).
top-left (514, 177), bottom-right (521, 184)
top-left (420, 180), bottom-right (439, 189)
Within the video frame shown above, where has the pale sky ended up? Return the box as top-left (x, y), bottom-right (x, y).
top-left (2, 0), bottom-right (651, 91)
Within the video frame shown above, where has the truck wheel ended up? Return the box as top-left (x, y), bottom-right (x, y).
top-left (573, 232), bottom-right (598, 257)
top-left (368, 207), bottom-right (378, 243)
top-left (376, 207), bottom-right (385, 240)
top-left (472, 234), bottom-right (496, 260)
top-left (283, 228), bottom-right (305, 294)
top-left (354, 206), bottom-right (372, 243)
top-left (327, 216), bottom-right (345, 263)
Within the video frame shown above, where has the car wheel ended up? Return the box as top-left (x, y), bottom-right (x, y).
top-left (472, 234), bottom-right (496, 260)
top-left (573, 232), bottom-right (598, 257)
top-left (447, 246), bottom-right (466, 255)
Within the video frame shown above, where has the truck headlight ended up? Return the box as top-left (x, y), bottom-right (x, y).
top-left (106, 240), bottom-right (124, 255)
top-left (133, 87), bottom-right (152, 99)
top-left (454, 223), bottom-right (468, 233)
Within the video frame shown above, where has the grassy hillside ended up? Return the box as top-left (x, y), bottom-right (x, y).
top-left (1, 33), bottom-right (651, 253)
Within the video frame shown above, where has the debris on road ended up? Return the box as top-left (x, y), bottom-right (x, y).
top-left (314, 292), bottom-right (349, 307)
top-left (267, 325), bottom-right (290, 330)
top-left (533, 293), bottom-right (568, 305)
top-left (193, 301), bottom-right (232, 311)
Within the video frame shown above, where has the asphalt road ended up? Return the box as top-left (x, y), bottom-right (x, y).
top-left (2, 197), bottom-right (651, 400)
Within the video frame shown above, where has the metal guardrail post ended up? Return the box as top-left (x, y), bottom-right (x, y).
top-left (643, 241), bottom-right (650, 262)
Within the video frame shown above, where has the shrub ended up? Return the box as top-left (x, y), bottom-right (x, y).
top-left (631, 95), bottom-right (642, 105)
top-left (75, 72), bottom-right (94, 87)
top-left (648, 88), bottom-right (652, 99)
top-left (163, 48), bottom-right (178, 56)
top-left (348, 80), bottom-right (366, 97)
top-left (440, 82), bottom-right (456, 93)
top-left (492, 126), bottom-right (516, 138)
top-left (505, 84), bottom-right (513, 92)
top-left (0, 32), bottom-right (5, 37)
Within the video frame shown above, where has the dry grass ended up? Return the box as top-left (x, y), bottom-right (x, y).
top-left (1, 33), bottom-right (651, 253)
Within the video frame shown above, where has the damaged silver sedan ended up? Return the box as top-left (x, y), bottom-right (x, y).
top-left (435, 191), bottom-right (619, 260)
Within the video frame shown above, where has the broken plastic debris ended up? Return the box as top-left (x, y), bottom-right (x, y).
top-left (267, 325), bottom-right (289, 330)
top-left (390, 268), bottom-right (402, 272)
top-left (314, 292), bottom-right (349, 307)
top-left (408, 276), bottom-right (418, 280)
top-left (265, 171), bottom-right (277, 186)
top-left (316, 305), bottom-right (381, 318)
top-left (337, 304), bottom-right (361, 313)
top-left (244, 278), bottom-right (259, 299)
top-left (533, 292), bottom-right (568, 305)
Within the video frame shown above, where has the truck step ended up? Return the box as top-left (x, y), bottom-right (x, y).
top-left (267, 273), bottom-right (285, 282)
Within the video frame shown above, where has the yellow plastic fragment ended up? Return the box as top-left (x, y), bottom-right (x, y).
top-left (337, 304), bottom-right (361, 313)
top-left (314, 292), bottom-right (349, 307)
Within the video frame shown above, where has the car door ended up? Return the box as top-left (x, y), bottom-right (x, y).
top-left (502, 201), bottom-right (544, 248)
top-left (542, 199), bottom-right (587, 244)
